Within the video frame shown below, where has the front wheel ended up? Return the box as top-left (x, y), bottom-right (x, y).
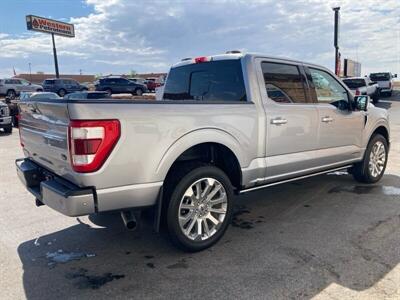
top-left (166, 165), bottom-right (233, 252)
top-left (3, 125), bottom-right (12, 134)
top-left (352, 134), bottom-right (388, 183)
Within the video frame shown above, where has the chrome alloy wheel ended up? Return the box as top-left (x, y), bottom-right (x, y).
top-left (178, 177), bottom-right (228, 241)
top-left (369, 141), bottom-right (386, 178)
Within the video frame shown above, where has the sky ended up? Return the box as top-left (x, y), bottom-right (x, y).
top-left (0, 0), bottom-right (399, 77)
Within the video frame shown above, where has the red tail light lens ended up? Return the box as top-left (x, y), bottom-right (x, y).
top-left (355, 89), bottom-right (360, 96)
top-left (69, 120), bottom-right (120, 173)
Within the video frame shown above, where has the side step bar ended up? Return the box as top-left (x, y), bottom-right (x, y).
top-left (239, 165), bottom-right (352, 194)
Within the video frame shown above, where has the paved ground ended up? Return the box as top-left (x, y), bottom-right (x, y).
top-left (0, 93), bottom-right (399, 299)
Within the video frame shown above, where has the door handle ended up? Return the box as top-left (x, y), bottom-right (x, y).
top-left (321, 116), bottom-right (334, 123)
top-left (271, 118), bottom-right (288, 125)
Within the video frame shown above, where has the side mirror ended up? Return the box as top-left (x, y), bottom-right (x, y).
top-left (354, 95), bottom-right (370, 111)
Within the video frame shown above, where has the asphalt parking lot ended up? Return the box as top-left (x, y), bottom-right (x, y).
top-left (0, 93), bottom-right (399, 299)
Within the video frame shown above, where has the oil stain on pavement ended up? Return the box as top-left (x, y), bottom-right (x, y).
top-left (65, 268), bottom-right (125, 289)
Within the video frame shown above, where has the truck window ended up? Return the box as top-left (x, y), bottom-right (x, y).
top-left (307, 68), bottom-right (349, 106)
top-left (370, 73), bottom-right (390, 81)
top-left (342, 79), bottom-right (366, 89)
top-left (163, 60), bottom-right (247, 102)
top-left (261, 62), bottom-right (309, 103)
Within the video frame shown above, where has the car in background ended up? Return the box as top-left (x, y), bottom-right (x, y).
top-left (0, 101), bottom-right (12, 133)
top-left (95, 76), bottom-right (148, 96)
top-left (19, 92), bottom-right (61, 101)
top-left (63, 91), bottom-right (109, 100)
top-left (369, 72), bottom-right (397, 96)
top-left (42, 78), bottom-right (88, 97)
top-left (342, 77), bottom-right (380, 103)
top-left (0, 78), bottom-right (43, 99)
top-left (81, 82), bottom-right (96, 91)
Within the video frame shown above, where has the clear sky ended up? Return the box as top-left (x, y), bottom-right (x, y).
top-left (0, 0), bottom-right (399, 77)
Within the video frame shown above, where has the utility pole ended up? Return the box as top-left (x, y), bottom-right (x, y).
top-left (51, 33), bottom-right (60, 78)
top-left (28, 62), bottom-right (32, 82)
top-left (333, 6), bottom-right (341, 76)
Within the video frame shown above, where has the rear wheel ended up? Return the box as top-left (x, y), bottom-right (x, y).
top-left (372, 90), bottom-right (380, 104)
top-left (3, 125), bottom-right (12, 134)
top-left (166, 165), bottom-right (233, 252)
top-left (36, 89), bottom-right (43, 92)
top-left (135, 88), bottom-right (143, 96)
top-left (105, 88), bottom-right (112, 96)
top-left (6, 89), bottom-right (16, 99)
top-left (58, 89), bottom-right (66, 97)
top-left (352, 134), bottom-right (388, 183)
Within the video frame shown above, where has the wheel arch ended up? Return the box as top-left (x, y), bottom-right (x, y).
top-left (157, 129), bottom-right (245, 189)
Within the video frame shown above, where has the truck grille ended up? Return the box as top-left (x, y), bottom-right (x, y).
top-left (0, 106), bottom-right (9, 117)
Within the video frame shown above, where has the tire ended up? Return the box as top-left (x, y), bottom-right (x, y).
top-left (12, 116), bottom-right (18, 128)
top-left (135, 88), bottom-right (143, 96)
top-left (6, 90), bottom-right (16, 99)
top-left (388, 91), bottom-right (392, 97)
top-left (166, 164), bottom-right (233, 252)
top-left (3, 125), bottom-right (12, 134)
top-left (36, 89), bottom-right (43, 92)
top-left (58, 89), bottom-right (66, 97)
top-left (105, 88), bottom-right (112, 96)
top-left (372, 91), bottom-right (380, 104)
top-left (352, 134), bottom-right (388, 183)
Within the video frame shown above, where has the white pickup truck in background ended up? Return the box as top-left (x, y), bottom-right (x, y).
top-left (342, 77), bottom-right (380, 103)
top-left (369, 72), bottom-right (397, 96)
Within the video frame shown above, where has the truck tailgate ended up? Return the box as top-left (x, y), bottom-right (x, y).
top-left (19, 100), bottom-right (72, 179)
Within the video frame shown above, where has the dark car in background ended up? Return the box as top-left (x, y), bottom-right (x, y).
top-left (42, 78), bottom-right (88, 97)
top-left (95, 77), bottom-right (148, 96)
top-left (63, 91), bottom-right (109, 99)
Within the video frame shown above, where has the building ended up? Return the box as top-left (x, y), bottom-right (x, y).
top-left (14, 73), bottom-right (96, 85)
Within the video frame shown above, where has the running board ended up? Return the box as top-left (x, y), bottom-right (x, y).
top-left (239, 165), bottom-right (352, 194)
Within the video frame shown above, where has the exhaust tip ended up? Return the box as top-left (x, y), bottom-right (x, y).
top-left (121, 210), bottom-right (137, 231)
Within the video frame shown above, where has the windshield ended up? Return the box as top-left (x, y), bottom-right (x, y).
top-left (163, 59), bottom-right (247, 101)
top-left (343, 79), bottom-right (366, 89)
top-left (370, 73), bottom-right (390, 81)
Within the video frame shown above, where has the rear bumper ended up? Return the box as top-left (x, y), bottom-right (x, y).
top-left (16, 158), bottom-right (95, 217)
top-left (16, 158), bottom-right (163, 216)
top-left (0, 116), bottom-right (12, 127)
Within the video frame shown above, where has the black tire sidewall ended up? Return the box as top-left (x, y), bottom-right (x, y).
top-left (58, 89), bottom-right (66, 97)
top-left (362, 134), bottom-right (388, 183)
top-left (167, 166), bottom-right (233, 252)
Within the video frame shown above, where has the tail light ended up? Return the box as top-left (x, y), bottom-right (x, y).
top-left (355, 89), bottom-right (360, 96)
top-left (68, 120), bottom-right (120, 173)
top-left (194, 56), bottom-right (210, 63)
top-left (389, 82), bottom-right (392, 89)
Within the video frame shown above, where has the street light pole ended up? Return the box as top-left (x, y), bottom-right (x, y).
top-left (333, 6), bottom-right (341, 76)
top-left (51, 33), bottom-right (60, 78)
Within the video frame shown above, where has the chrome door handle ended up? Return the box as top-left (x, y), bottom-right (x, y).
top-left (271, 118), bottom-right (288, 125)
top-left (321, 116), bottom-right (334, 123)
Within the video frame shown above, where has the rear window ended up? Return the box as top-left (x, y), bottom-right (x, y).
top-left (87, 93), bottom-right (108, 99)
top-left (343, 79), bottom-right (366, 89)
top-left (163, 60), bottom-right (247, 101)
top-left (44, 80), bottom-right (56, 84)
top-left (370, 73), bottom-right (390, 81)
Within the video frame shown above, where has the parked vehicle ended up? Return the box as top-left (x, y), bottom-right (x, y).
top-left (130, 78), bottom-right (147, 85)
top-left (19, 91), bottom-right (61, 101)
top-left (16, 52), bottom-right (390, 252)
top-left (0, 78), bottom-right (43, 99)
top-left (95, 77), bottom-right (147, 96)
top-left (42, 78), bottom-right (88, 97)
top-left (342, 77), bottom-right (380, 103)
top-left (64, 91), bottom-right (109, 99)
top-left (369, 72), bottom-right (397, 96)
top-left (0, 101), bottom-right (12, 133)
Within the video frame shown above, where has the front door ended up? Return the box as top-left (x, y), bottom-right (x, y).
top-left (305, 66), bottom-right (364, 165)
top-left (256, 59), bottom-right (320, 182)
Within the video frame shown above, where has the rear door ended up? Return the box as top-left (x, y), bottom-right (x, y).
top-left (305, 66), bottom-right (364, 165)
top-left (255, 58), bottom-right (320, 181)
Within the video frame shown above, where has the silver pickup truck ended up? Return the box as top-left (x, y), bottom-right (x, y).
top-left (16, 52), bottom-right (390, 251)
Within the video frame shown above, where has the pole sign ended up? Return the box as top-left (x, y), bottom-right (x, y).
top-left (26, 15), bottom-right (75, 38)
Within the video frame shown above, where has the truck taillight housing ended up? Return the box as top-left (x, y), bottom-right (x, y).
top-left (68, 120), bottom-right (120, 173)
top-left (355, 89), bottom-right (360, 96)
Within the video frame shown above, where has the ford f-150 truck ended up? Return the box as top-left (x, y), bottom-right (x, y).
top-left (342, 77), bottom-right (380, 104)
top-left (16, 52), bottom-right (390, 251)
